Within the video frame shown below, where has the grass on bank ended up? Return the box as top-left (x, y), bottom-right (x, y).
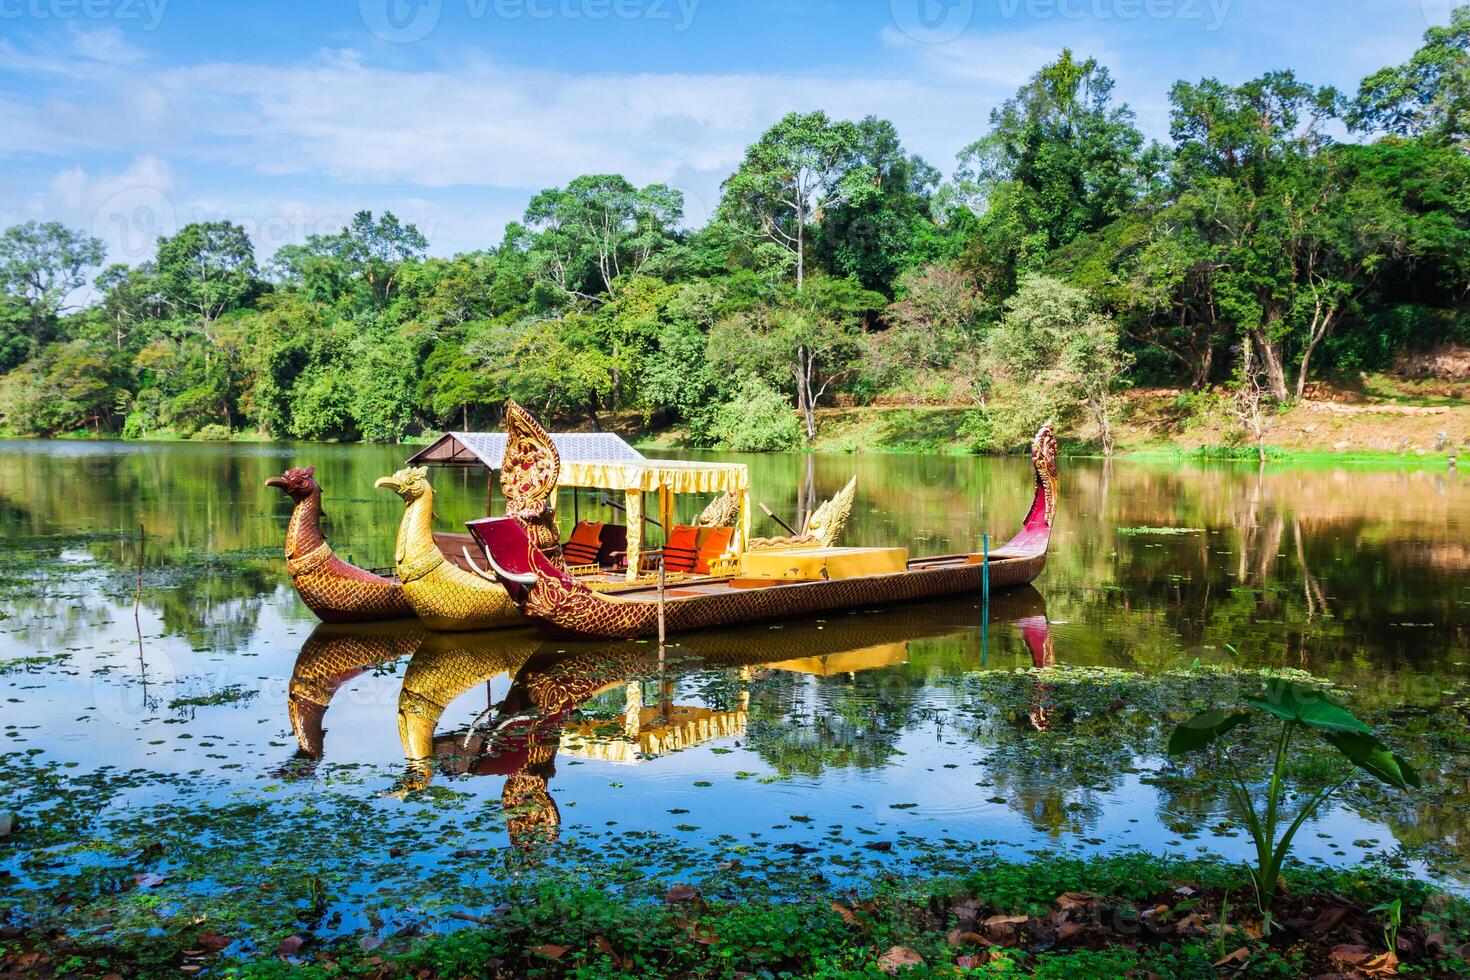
top-left (4, 854), bottom-right (1468, 978)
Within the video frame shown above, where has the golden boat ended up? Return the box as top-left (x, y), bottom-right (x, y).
top-left (266, 466), bottom-right (416, 623)
top-left (464, 402), bottom-right (1057, 641)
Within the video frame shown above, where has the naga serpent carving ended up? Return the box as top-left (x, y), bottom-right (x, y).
top-left (266, 466), bottom-right (415, 623)
top-left (748, 474), bottom-right (858, 550)
top-left (375, 466), bottom-right (522, 631)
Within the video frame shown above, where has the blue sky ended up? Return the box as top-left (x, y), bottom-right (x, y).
top-left (0, 0), bottom-right (1450, 266)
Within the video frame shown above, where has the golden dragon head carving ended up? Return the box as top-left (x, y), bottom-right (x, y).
top-left (374, 466), bottom-right (433, 502)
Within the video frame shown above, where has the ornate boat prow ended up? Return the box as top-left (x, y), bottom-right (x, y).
top-left (376, 466), bottom-right (523, 632)
top-left (468, 403), bottom-right (1057, 641)
top-left (266, 466), bottom-right (416, 623)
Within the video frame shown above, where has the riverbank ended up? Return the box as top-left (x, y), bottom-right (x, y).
top-left (5, 375), bottom-right (1465, 463)
top-left (638, 376), bottom-right (1469, 460)
top-left (4, 855), bottom-right (1467, 978)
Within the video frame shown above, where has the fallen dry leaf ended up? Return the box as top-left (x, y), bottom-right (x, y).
top-left (1055, 891), bottom-right (1099, 910)
top-left (1215, 946), bottom-right (1250, 967)
top-left (664, 883), bottom-right (698, 904)
top-left (592, 935), bottom-right (616, 957)
top-left (955, 952), bottom-right (990, 968)
top-left (1057, 921), bottom-right (1086, 942)
top-left (877, 945), bottom-right (924, 974)
top-left (1330, 944), bottom-right (1371, 966)
top-left (530, 944), bottom-right (569, 960)
top-left (196, 932), bottom-right (232, 952)
top-left (982, 914), bottom-right (1028, 928)
top-left (945, 928), bottom-right (986, 946)
top-left (831, 902), bottom-right (858, 926)
top-left (277, 936), bottom-right (305, 958)
top-left (1363, 950), bottom-right (1400, 975)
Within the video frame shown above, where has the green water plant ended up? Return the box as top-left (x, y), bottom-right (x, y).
top-left (1168, 680), bottom-right (1420, 927)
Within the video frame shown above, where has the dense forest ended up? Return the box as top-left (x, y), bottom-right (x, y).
top-left (1, 11), bottom-right (1467, 453)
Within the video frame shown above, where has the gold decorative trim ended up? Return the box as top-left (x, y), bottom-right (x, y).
top-left (397, 549), bottom-right (446, 584)
top-left (286, 541), bottom-right (334, 578)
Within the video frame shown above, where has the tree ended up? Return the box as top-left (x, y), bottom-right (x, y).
top-left (523, 175), bottom-right (682, 302)
top-left (0, 221), bottom-right (106, 348)
top-left (153, 222), bottom-right (258, 338)
top-left (276, 211), bottom-right (428, 309)
top-left (983, 275), bottom-right (1130, 454)
top-left (1168, 70), bottom-right (1339, 190)
top-left (866, 261), bottom-right (991, 401)
top-left (814, 116), bottom-right (943, 294)
top-left (93, 263), bottom-right (164, 352)
top-left (710, 277), bottom-right (883, 440)
top-left (1349, 4), bottom-right (1470, 147)
top-left (955, 51), bottom-right (1164, 295)
top-left (719, 111), bottom-right (868, 290)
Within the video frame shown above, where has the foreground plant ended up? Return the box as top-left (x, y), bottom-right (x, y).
top-left (1169, 680), bottom-right (1420, 927)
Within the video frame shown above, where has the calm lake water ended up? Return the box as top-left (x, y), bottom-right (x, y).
top-left (2, 440), bottom-right (1468, 947)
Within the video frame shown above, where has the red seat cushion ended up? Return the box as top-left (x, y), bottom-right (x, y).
top-left (662, 524), bottom-right (699, 572)
top-left (563, 521), bottom-right (604, 566)
top-left (693, 525), bottom-right (734, 574)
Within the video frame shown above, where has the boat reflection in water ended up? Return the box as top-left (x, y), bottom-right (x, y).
top-left (283, 588), bottom-right (1054, 851)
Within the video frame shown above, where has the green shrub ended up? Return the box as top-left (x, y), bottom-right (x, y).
top-left (706, 374), bottom-right (805, 452)
top-left (192, 423), bottom-right (232, 441)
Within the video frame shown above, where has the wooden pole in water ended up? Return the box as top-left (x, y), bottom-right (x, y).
top-left (981, 532), bottom-right (990, 667)
top-left (656, 552), bottom-right (667, 724)
top-left (657, 552), bottom-right (667, 647)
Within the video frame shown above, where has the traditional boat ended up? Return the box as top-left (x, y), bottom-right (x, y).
top-left (375, 466), bottom-right (524, 632)
top-left (466, 402), bottom-right (1057, 640)
top-left (266, 466), bottom-right (416, 623)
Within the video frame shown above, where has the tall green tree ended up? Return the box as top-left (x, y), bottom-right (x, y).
top-left (955, 51), bottom-right (1163, 296)
top-left (719, 111), bottom-right (868, 290)
top-left (153, 221), bottom-right (259, 342)
top-left (522, 175), bottom-right (682, 302)
top-left (814, 116), bottom-right (943, 294)
top-left (0, 221), bottom-right (106, 354)
top-left (1350, 4), bottom-right (1470, 147)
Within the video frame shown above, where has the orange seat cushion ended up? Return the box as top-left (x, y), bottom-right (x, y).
top-left (663, 524), bottom-right (699, 572)
top-left (563, 521), bottom-right (604, 566)
top-left (693, 525), bottom-right (734, 574)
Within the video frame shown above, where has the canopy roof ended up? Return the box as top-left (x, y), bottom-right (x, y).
top-left (407, 431), bottom-right (748, 494)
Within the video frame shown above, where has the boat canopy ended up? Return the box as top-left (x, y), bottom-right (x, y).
top-left (408, 431), bottom-right (752, 579)
top-left (406, 431), bottom-right (748, 493)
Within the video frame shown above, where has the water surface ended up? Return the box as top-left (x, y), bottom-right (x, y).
top-left (2, 440), bottom-right (1467, 946)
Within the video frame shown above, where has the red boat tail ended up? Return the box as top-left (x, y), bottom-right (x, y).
top-left (466, 402), bottom-right (1057, 641)
top-left (266, 466), bottom-right (416, 623)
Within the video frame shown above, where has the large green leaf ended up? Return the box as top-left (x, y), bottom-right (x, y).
top-left (1323, 730), bottom-right (1422, 791)
top-left (1168, 709), bottom-right (1250, 756)
top-left (1244, 682), bottom-right (1371, 734)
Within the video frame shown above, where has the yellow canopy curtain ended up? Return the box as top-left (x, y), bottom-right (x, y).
top-left (406, 432), bottom-right (751, 582)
